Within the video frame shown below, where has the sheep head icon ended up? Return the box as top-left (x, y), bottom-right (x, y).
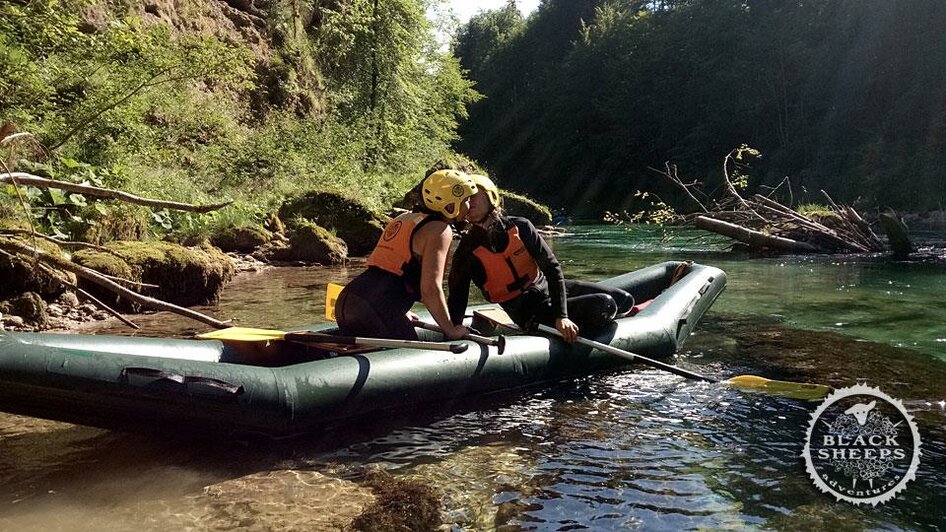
top-left (844, 400), bottom-right (876, 425)
top-left (802, 384), bottom-right (921, 506)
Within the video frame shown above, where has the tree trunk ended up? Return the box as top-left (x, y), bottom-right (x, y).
top-left (694, 216), bottom-right (820, 252)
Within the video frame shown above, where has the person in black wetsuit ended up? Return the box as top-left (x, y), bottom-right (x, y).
top-left (448, 174), bottom-right (633, 342)
top-left (335, 169), bottom-right (476, 341)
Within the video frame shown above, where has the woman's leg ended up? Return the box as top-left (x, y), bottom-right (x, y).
top-left (565, 279), bottom-right (635, 315)
top-left (336, 290), bottom-right (418, 340)
top-left (566, 293), bottom-right (617, 331)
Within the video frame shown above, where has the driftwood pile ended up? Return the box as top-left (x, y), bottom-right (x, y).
top-left (650, 146), bottom-right (904, 255)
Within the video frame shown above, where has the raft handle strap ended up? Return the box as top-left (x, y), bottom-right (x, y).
top-left (121, 367), bottom-right (244, 395)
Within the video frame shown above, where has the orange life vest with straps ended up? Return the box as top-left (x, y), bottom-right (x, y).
top-left (472, 225), bottom-right (540, 303)
top-left (366, 212), bottom-right (429, 276)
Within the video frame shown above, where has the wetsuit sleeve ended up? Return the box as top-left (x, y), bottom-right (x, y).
top-left (512, 217), bottom-right (568, 319)
top-left (448, 238), bottom-right (475, 325)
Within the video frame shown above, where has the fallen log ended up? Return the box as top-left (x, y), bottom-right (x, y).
top-left (694, 216), bottom-right (820, 252)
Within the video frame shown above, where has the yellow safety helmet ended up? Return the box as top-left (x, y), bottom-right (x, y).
top-left (469, 174), bottom-right (501, 209)
top-left (422, 169), bottom-right (478, 219)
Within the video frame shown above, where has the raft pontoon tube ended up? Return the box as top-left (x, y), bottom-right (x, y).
top-left (0, 261), bottom-right (725, 437)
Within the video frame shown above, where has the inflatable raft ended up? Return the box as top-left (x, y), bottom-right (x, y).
top-left (0, 261), bottom-right (725, 437)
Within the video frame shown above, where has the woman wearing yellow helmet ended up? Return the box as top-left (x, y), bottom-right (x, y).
top-left (448, 176), bottom-right (634, 342)
top-left (335, 169), bottom-right (477, 341)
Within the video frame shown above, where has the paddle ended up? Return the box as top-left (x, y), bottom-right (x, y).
top-left (198, 327), bottom-right (469, 354)
top-left (325, 282), bottom-right (507, 353)
top-left (410, 319), bottom-right (506, 354)
top-left (473, 307), bottom-right (831, 400)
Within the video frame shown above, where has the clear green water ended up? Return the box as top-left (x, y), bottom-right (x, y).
top-left (553, 225), bottom-right (946, 361)
top-left (2, 225), bottom-right (945, 530)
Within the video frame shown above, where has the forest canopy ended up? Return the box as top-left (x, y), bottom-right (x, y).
top-left (454, 0), bottom-right (946, 217)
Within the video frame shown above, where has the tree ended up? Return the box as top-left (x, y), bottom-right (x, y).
top-left (313, 0), bottom-right (478, 170)
top-left (452, 1), bottom-right (524, 80)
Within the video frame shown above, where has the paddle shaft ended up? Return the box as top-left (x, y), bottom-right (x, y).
top-left (531, 323), bottom-right (718, 383)
top-left (283, 332), bottom-right (468, 354)
top-left (410, 320), bottom-right (506, 354)
top-left (534, 323), bottom-right (830, 394)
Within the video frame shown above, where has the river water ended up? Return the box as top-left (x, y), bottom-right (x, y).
top-left (1, 225), bottom-right (945, 530)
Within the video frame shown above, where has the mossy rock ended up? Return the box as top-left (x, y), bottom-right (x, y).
top-left (278, 191), bottom-right (385, 256)
top-left (211, 225), bottom-right (273, 253)
top-left (72, 203), bottom-right (151, 245)
top-left (3, 292), bottom-right (48, 328)
top-left (0, 254), bottom-right (73, 301)
top-left (264, 212), bottom-right (286, 235)
top-left (73, 241), bottom-right (235, 310)
top-left (276, 221), bottom-right (347, 264)
top-left (501, 191), bottom-right (553, 226)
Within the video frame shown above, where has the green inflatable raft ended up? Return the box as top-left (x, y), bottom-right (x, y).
top-left (0, 261), bottom-right (725, 437)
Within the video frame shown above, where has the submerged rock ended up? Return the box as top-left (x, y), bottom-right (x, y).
top-left (351, 469), bottom-right (442, 532)
top-left (696, 315), bottom-right (946, 400)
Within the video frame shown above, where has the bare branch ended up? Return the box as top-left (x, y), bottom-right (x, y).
top-left (647, 162), bottom-right (709, 213)
top-left (2, 172), bottom-right (233, 213)
top-left (34, 261), bottom-right (140, 330)
top-left (695, 215), bottom-right (819, 252)
top-left (721, 148), bottom-right (765, 222)
top-left (0, 228), bottom-right (127, 257)
top-left (0, 160), bottom-right (39, 247)
top-left (74, 285), bottom-right (141, 330)
top-left (0, 238), bottom-right (229, 329)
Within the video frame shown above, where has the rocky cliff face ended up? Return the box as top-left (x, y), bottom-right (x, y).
top-left (83, 0), bottom-right (327, 116)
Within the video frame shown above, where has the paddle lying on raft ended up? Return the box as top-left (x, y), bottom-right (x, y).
top-left (325, 282), bottom-right (507, 354)
top-left (197, 281), bottom-right (505, 355)
top-left (473, 307), bottom-right (831, 400)
top-left (197, 327), bottom-right (469, 354)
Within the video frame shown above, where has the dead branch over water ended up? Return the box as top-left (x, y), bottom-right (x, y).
top-left (650, 146), bottom-right (891, 254)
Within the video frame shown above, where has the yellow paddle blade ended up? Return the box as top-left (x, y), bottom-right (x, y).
top-left (197, 327), bottom-right (287, 342)
top-left (325, 282), bottom-right (344, 321)
top-left (724, 375), bottom-right (832, 401)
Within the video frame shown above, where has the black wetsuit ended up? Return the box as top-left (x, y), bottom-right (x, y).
top-left (448, 216), bottom-right (633, 332)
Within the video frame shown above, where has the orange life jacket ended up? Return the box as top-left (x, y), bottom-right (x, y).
top-left (366, 212), bottom-right (429, 275)
top-left (472, 226), bottom-right (540, 303)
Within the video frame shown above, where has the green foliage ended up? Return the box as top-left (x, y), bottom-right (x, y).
top-left (796, 203), bottom-right (832, 216)
top-left (1, 0), bottom-right (254, 156)
top-left (452, 1), bottom-right (524, 79)
top-left (313, 0), bottom-right (479, 169)
top-left (455, 0), bottom-right (946, 214)
top-left (1, 0), bottom-right (480, 247)
top-left (604, 191), bottom-right (678, 225)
